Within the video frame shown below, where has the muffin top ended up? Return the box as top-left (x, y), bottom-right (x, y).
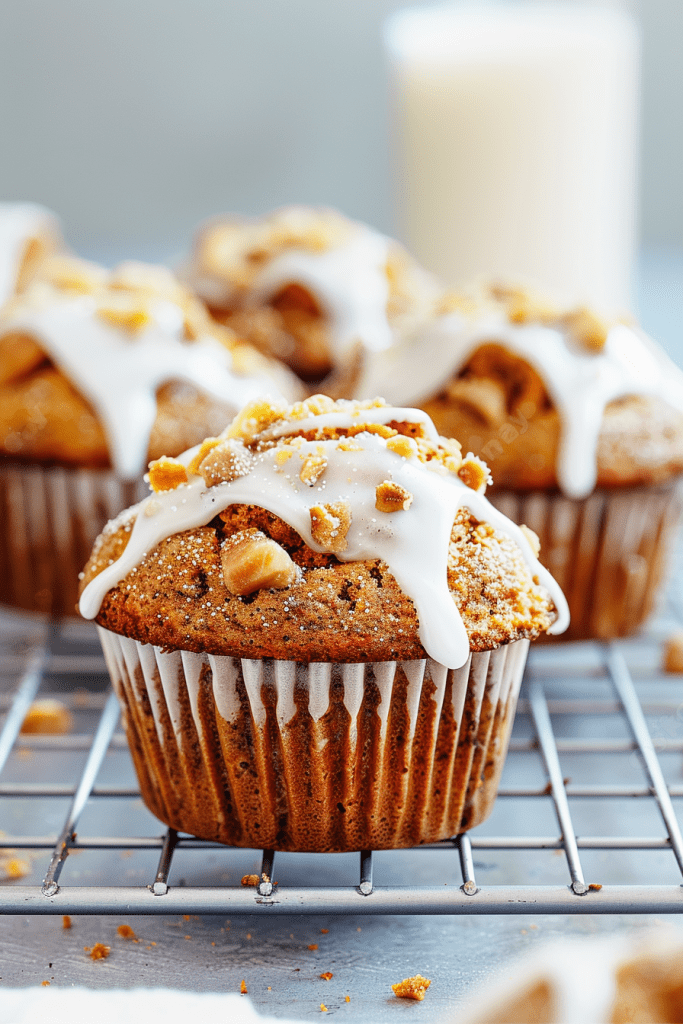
top-left (354, 283), bottom-right (683, 498)
top-left (0, 202), bottom-right (62, 307)
top-left (181, 205), bottom-right (441, 383)
top-left (79, 395), bottom-right (568, 668)
top-left (0, 256), bottom-right (300, 477)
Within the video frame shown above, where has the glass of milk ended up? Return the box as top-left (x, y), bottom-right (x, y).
top-left (384, 1), bottom-right (640, 312)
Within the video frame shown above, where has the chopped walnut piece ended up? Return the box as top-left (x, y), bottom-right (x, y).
top-left (300, 454), bottom-right (327, 486)
top-left (320, 972), bottom-right (333, 981)
top-left (663, 631), bottom-right (683, 673)
top-left (225, 397), bottom-right (288, 444)
top-left (386, 435), bottom-right (417, 459)
top-left (337, 438), bottom-right (363, 453)
top-left (241, 874), bottom-right (259, 886)
top-left (85, 943), bottom-right (111, 961)
top-left (97, 305), bottom-right (151, 333)
top-left (563, 307), bottom-right (610, 352)
top-left (391, 974), bottom-right (431, 1001)
top-left (198, 439), bottom-right (254, 486)
top-left (148, 457), bottom-right (188, 493)
top-left (375, 480), bottom-right (414, 513)
top-left (276, 448), bottom-right (294, 465)
top-left (458, 455), bottom-right (491, 493)
top-left (309, 501), bottom-right (351, 553)
top-left (221, 530), bottom-right (298, 596)
top-left (520, 524), bottom-right (541, 558)
top-left (20, 699), bottom-right (73, 735)
top-left (187, 437), bottom-right (221, 475)
top-left (347, 423), bottom-right (397, 440)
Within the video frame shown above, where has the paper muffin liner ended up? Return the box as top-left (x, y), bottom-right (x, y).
top-left (489, 480), bottom-right (682, 641)
top-left (98, 628), bottom-right (530, 852)
top-left (0, 461), bottom-right (146, 617)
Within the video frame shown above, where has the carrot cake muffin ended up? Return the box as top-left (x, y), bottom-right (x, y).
top-left (0, 202), bottom-right (62, 308)
top-left (0, 256), bottom-right (301, 614)
top-left (80, 395), bottom-right (567, 852)
top-left (355, 283), bottom-right (683, 640)
top-left (181, 205), bottom-right (441, 386)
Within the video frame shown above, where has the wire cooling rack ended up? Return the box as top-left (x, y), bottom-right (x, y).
top-left (1, 611), bottom-right (683, 917)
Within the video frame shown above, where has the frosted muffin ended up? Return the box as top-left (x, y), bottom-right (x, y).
top-left (355, 284), bottom-right (683, 640)
top-left (0, 202), bottom-right (63, 307)
top-left (79, 395), bottom-right (567, 852)
top-left (0, 256), bottom-right (301, 614)
top-left (181, 205), bottom-right (441, 385)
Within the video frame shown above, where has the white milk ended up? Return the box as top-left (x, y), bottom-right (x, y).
top-left (385, 2), bottom-right (639, 311)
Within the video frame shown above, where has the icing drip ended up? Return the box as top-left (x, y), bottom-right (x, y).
top-left (247, 227), bottom-right (394, 358)
top-left (0, 203), bottom-right (60, 306)
top-left (355, 312), bottom-right (683, 499)
top-left (79, 405), bottom-right (569, 669)
top-left (2, 295), bottom-right (284, 480)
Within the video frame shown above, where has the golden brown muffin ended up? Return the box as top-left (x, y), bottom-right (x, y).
top-left (182, 205), bottom-right (441, 384)
top-left (80, 396), bottom-right (566, 851)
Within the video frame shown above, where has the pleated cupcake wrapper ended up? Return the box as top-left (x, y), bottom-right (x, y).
top-left (0, 461), bottom-right (146, 616)
top-left (490, 481), bottom-right (682, 641)
top-left (98, 627), bottom-right (529, 852)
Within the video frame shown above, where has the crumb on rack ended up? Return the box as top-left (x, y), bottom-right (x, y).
top-left (0, 854), bottom-right (30, 880)
top-left (589, 883), bottom-right (603, 891)
top-left (20, 699), bottom-right (73, 736)
top-left (663, 631), bottom-right (683, 673)
top-left (241, 874), bottom-right (260, 886)
top-left (391, 974), bottom-right (432, 1001)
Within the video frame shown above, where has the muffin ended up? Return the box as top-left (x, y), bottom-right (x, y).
top-left (0, 256), bottom-right (301, 615)
top-left (458, 931), bottom-right (683, 1024)
top-left (79, 395), bottom-right (567, 852)
top-left (355, 283), bottom-right (683, 640)
top-left (0, 202), bottom-right (63, 307)
top-left (181, 204), bottom-right (441, 386)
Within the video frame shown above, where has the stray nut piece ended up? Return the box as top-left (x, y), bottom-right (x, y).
top-left (241, 874), bottom-right (260, 887)
top-left (148, 457), bottom-right (188, 493)
top-left (663, 631), bottom-right (683, 673)
top-left (300, 454), bottom-right (328, 486)
top-left (198, 439), bottom-right (254, 486)
top-left (375, 480), bottom-right (413, 513)
top-left (97, 305), bottom-right (151, 333)
top-left (309, 502), bottom-right (352, 553)
top-left (20, 698), bottom-right (73, 735)
top-left (520, 524), bottom-right (541, 558)
top-left (221, 530), bottom-right (298, 596)
top-left (391, 975), bottom-right (431, 1001)
top-left (458, 455), bottom-right (491, 493)
top-left (563, 307), bottom-right (610, 352)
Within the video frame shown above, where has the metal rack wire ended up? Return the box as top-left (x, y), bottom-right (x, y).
top-left (1, 617), bottom-right (683, 917)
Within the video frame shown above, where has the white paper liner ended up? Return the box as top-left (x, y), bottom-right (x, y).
top-left (0, 461), bottom-right (146, 616)
top-left (98, 628), bottom-right (529, 852)
top-left (489, 481), bottom-right (682, 641)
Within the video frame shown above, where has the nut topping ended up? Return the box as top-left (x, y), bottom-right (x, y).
top-left (221, 530), bottom-right (298, 595)
top-left (375, 480), bottom-right (413, 513)
top-left (198, 439), bottom-right (254, 486)
top-left (309, 501), bottom-right (351, 553)
top-left (300, 454), bottom-right (327, 486)
top-left (148, 457), bottom-right (188, 492)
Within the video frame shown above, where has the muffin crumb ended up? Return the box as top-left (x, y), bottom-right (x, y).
top-left (391, 974), bottom-right (431, 1001)
top-left (20, 699), bottom-right (73, 735)
top-left (663, 631), bottom-right (683, 673)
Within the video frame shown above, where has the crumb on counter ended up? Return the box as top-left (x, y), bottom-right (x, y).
top-left (85, 943), bottom-right (110, 961)
top-left (116, 924), bottom-right (137, 940)
top-left (320, 928), bottom-right (329, 934)
top-left (320, 1005), bottom-right (328, 1013)
top-left (308, 944), bottom-right (319, 951)
top-left (320, 972), bottom-right (333, 981)
top-left (391, 974), bottom-right (432, 1001)
top-left (240, 979), bottom-right (248, 995)
top-left (62, 915), bottom-right (72, 930)
top-left (663, 631), bottom-right (683, 673)
top-left (41, 980), bottom-right (50, 986)
top-left (20, 699), bottom-right (73, 735)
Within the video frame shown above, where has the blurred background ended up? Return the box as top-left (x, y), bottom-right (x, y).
top-left (0, 0), bottom-right (680, 334)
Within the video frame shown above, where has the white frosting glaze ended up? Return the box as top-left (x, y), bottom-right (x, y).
top-left (247, 226), bottom-right (394, 358)
top-left (79, 404), bottom-right (569, 669)
top-left (2, 292), bottom-right (284, 480)
top-left (354, 311), bottom-right (683, 499)
top-left (0, 202), bottom-right (60, 307)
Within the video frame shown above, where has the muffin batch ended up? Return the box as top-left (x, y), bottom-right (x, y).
top-left (0, 198), bottom-right (680, 854)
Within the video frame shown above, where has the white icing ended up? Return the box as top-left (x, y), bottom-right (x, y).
top-left (79, 405), bottom-right (569, 669)
top-left (264, 405), bottom-right (439, 442)
top-left (355, 311), bottom-right (683, 499)
top-left (246, 226), bottom-right (394, 359)
top-left (2, 293), bottom-right (284, 479)
top-left (0, 202), bottom-right (60, 306)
